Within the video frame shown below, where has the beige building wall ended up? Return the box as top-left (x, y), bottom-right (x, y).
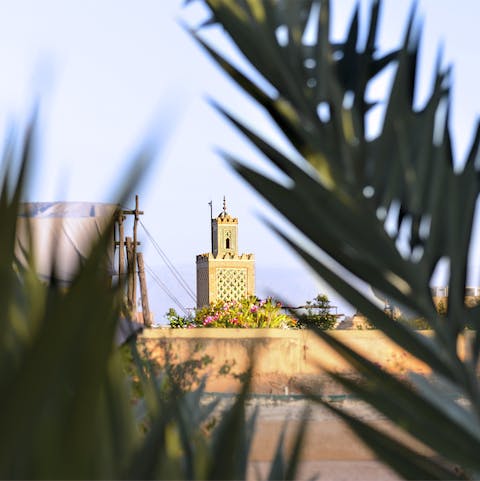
top-left (139, 329), bottom-right (433, 389)
top-left (196, 253), bottom-right (255, 308)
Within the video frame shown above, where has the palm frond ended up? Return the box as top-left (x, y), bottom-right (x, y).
top-left (193, 0), bottom-right (480, 477)
top-left (0, 111), bottom-right (308, 479)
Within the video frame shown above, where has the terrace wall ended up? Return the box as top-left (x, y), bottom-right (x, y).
top-left (139, 329), bottom-right (434, 394)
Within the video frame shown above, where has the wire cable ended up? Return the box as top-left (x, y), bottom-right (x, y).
top-left (139, 220), bottom-right (197, 303)
top-left (144, 262), bottom-right (190, 317)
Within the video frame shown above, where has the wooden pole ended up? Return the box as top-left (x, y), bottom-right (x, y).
top-left (126, 237), bottom-right (134, 312)
top-left (118, 214), bottom-right (125, 279)
top-left (132, 195), bottom-right (139, 309)
top-left (120, 196), bottom-right (144, 317)
top-left (136, 252), bottom-right (151, 327)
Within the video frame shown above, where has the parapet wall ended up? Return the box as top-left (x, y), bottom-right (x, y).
top-left (139, 329), bottom-right (433, 394)
top-left (196, 252), bottom-right (254, 261)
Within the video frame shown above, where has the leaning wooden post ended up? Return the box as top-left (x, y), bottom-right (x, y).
top-left (136, 252), bottom-right (152, 327)
top-left (132, 195), bottom-right (139, 309)
top-left (126, 236), bottom-right (135, 312)
top-left (118, 213), bottom-right (125, 280)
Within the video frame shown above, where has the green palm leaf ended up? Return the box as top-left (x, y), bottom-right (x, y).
top-left (192, 0), bottom-right (480, 477)
top-left (0, 116), bottom-right (305, 479)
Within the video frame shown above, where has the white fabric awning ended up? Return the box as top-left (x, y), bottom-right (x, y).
top-left (16, 202), bottom-right (119, 283)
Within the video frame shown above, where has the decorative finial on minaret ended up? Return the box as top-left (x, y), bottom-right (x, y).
top-left (223, 196), bottom-right (227, 215)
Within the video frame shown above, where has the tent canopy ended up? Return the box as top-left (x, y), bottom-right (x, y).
top-left (16, 202), bottom-right (119, 283)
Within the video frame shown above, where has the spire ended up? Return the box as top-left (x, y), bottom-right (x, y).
top-left (218, 196), bottom-right (229, 218)
top-left (215, 196), bottom-right (238, 223)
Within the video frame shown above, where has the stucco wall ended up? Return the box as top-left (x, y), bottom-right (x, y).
top-left (139, 329), bottom-right (432, 393)
top-left (138, 329), bottom-right (445, 478)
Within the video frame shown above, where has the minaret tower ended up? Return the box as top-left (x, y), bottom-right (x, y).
top-left (212, 197), bottom-right (238, 257)
top-left (196, 197), bottom-right (255, 308)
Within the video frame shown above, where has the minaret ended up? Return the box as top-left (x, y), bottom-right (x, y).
top-left (196, 197), bottom-right (255, 308)
top-left (212, 196), bottom-right (238, 257)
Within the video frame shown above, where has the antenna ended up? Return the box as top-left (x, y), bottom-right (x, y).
top-left (208, 200), bottom-right (213, 253)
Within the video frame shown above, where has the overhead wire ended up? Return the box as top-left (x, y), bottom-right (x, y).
top-left (139, 220), bottom-right (197, 304)
top-left (144, 262), bottom-right (190, 317)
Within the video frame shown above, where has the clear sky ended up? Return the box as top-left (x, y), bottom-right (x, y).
top-left (0, 1), bottom-right (479, 318)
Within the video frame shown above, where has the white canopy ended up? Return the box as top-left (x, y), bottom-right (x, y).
top-left (16, 202), bottom-right (118, 283)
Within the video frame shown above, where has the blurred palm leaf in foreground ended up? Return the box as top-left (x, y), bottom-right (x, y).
top-left (191, 0), bottom-right (480, 478)
top-left (0, 120), bottom-right (303, 480)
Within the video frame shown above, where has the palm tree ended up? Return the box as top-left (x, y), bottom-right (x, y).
top-left (190, 0), bottom-right (480, 478)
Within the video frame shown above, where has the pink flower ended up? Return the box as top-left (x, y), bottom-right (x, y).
top-left (250, 305), bottom-right (258, 313)
top-left (203, 315), bottom-right (216, 326)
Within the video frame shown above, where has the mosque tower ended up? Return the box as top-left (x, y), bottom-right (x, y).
top-left (196, 197), bottom-right (255, 308)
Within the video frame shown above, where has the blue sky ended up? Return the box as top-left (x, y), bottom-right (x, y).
top-left (1, 1), bottom-right (479, 318)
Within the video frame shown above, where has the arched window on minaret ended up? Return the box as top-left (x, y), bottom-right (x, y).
top-left (225, 229), bottom-right (232, 250)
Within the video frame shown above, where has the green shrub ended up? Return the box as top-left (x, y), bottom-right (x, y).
top-left (397, 317), bottom-right (432, 330)
top-left (436, 299), bottom-right (448, 316)
top-left (296, 294), bottom-right (338, 330)
top-left (165, 307), bottom-right (194, 328)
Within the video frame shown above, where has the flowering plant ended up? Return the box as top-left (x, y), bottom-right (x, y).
top-left (192, 296), bottom-right (297, 328)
